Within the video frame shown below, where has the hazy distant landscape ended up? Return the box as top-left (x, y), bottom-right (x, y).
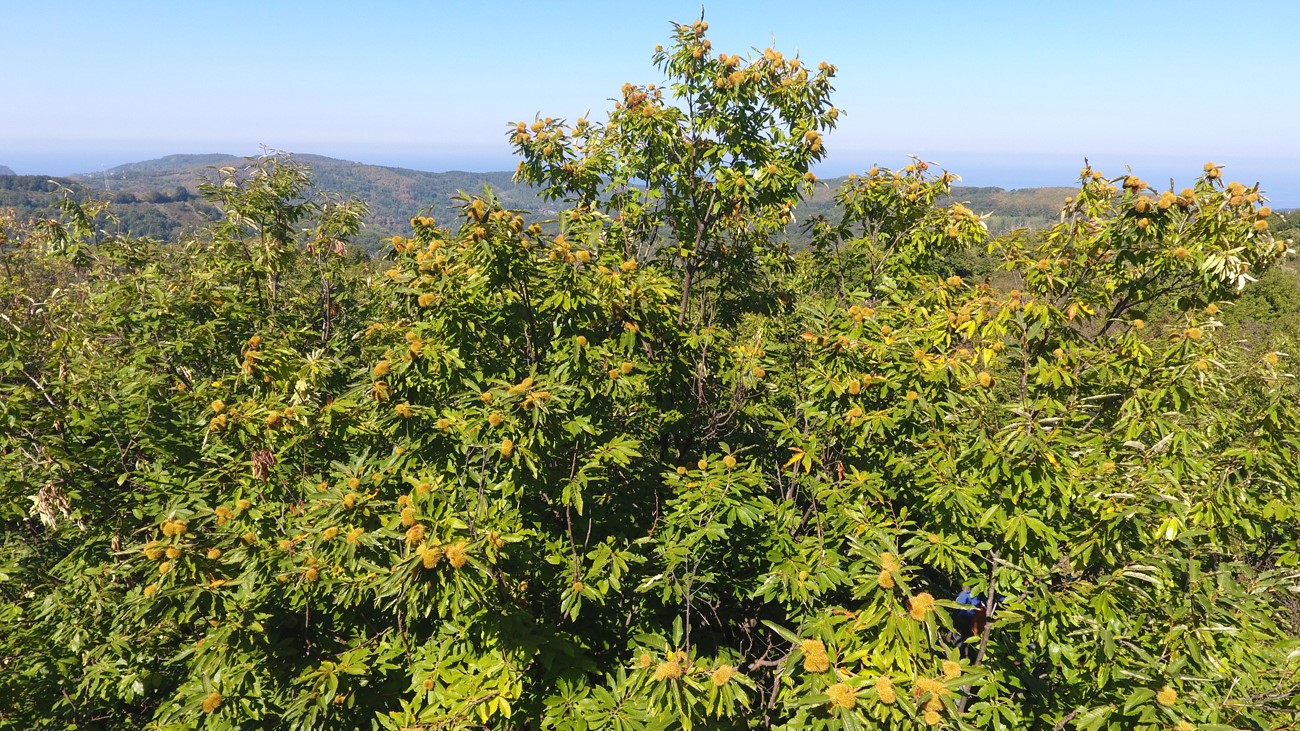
top-left (1, 152), bottom-right (1085, 250)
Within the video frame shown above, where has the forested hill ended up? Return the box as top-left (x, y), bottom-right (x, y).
top-left (3, 152), bottom-right (1236, 249)
top-left (0, 165), bottom-right (15, 176)
top-left (799, 182), bottom-right (1077, 235)
top-left (0, 173), bottom-right (221, 242)
top-left (74, 154), bottom-right (546, 248)
top-left (83, 153), bottom-right (1077, 239)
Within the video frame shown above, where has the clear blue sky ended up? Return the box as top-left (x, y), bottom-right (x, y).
top-left (3, 0), bottom-right (1298, 202)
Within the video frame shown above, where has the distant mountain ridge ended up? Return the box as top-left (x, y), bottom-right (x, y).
top-left (0, 165), bottom-right (15, 176)
top-left (0, 152), bottom-right (1097, 248)
top-left (100, 153), bottom-right (242, 174)
top-left (74, 153), bottom-right (548, 247)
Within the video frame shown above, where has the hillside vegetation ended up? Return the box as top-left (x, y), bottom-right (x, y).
top-left (1, 153), bottom-right (1097, 250)
top-left (2, 18), bottom-right (1298, 731)
top-left (0, 174), bottom-right (221, 242)
top-left (73, 154), bottom-right (545, 248)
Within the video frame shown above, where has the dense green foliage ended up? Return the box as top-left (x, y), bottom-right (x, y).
top-left (2, 19), bottom-right (1298, 731)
